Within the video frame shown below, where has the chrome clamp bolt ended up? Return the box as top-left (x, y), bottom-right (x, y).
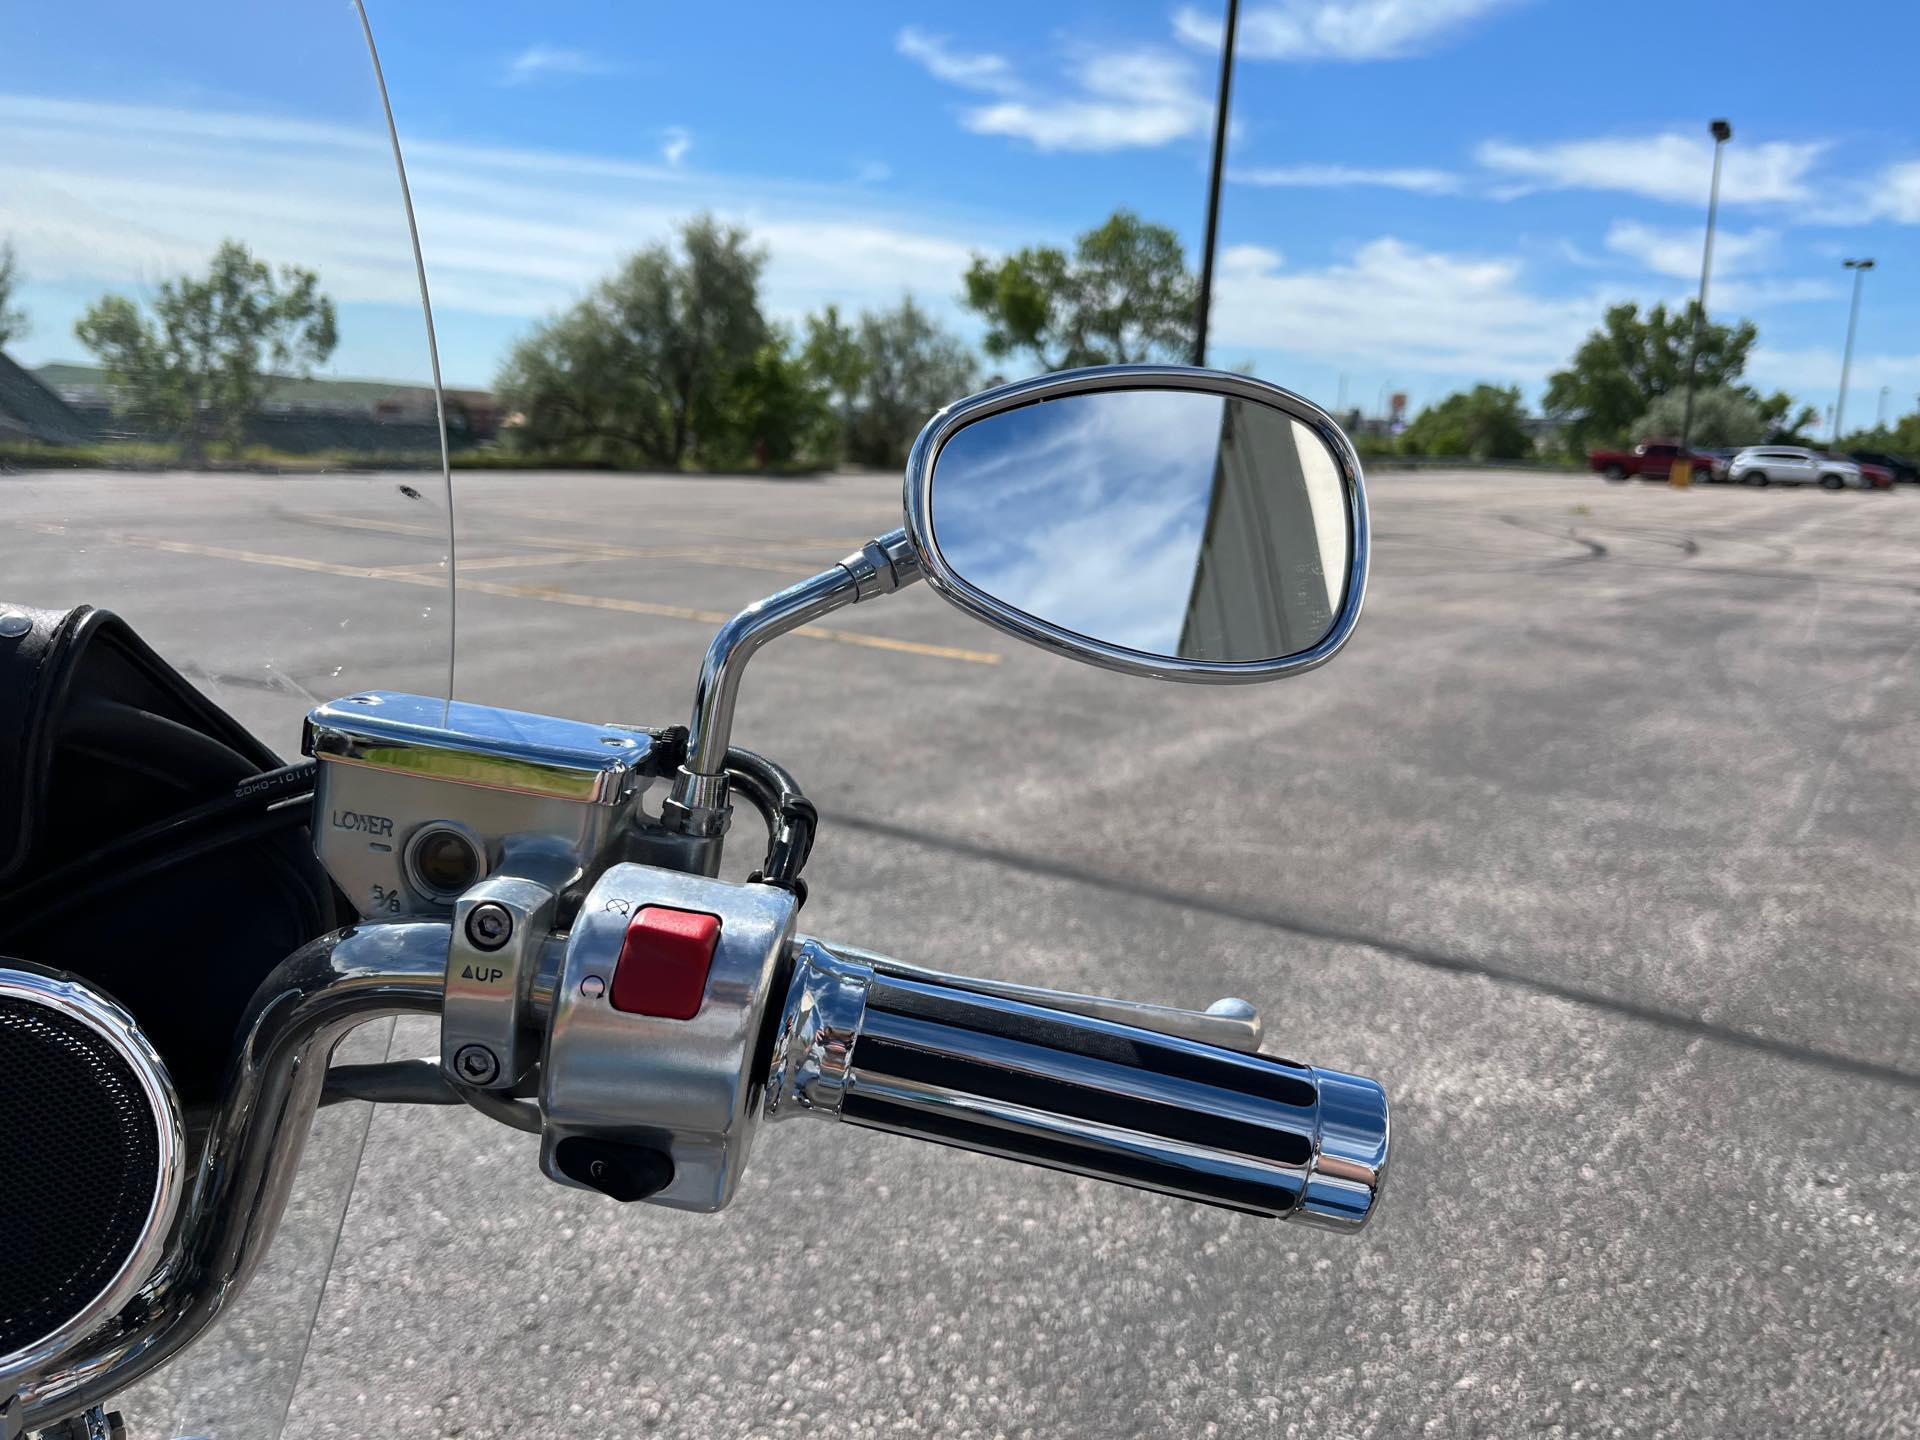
top-left (465, 902), bottom-right (513, 951)
top-left (452, 1044), bottom-right (500, 1086)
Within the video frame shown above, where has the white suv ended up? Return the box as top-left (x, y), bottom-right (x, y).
top-left (1728, 447), bottom-right (1865, 489)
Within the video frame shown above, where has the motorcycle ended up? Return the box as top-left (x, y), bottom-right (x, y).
top-left (1, 15), bottom-right (1383, 1439)
top-left (2, 364), bottom-right (1383, 1439)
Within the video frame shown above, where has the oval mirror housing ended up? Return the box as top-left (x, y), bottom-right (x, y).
top-left (904, 366), bottom-right (1368, 681)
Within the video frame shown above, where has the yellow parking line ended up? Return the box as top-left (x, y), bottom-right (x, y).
top-left (373, 551), bottom-right (605, 576)
top-left (368, 548), bottom-right (814, 580)
top-left (456, 577), bottom-right (1000, 663)
top-left (26, 524), bottom-right (447, 586)
top-left (27, 523), bottom-right (999, 666)
top-left (281, 509), bottom-right (865, 562)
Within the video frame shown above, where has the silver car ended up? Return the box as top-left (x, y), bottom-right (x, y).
top-left (1728, 446), bottom-right (1865, 489)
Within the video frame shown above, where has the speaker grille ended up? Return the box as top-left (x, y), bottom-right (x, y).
top-left (0, 995), bottom-right (162, 1359)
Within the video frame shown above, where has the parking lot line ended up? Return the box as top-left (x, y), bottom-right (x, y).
top-left (280, 508), bottom-right (864, 573)
top-left (24, 522), bottom-right (1000, 666)
top-left (454, 576), bottom-right (1000, 663)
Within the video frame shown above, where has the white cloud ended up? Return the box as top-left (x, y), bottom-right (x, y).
top-left (1747, 345), bottom-right (1920, 399)
top-left (1868, 161), bottom-right (1920, 222)
top-left (660, 126), bottom-right (692, 168)
top-left (1709, 276), bottom-right (1839, 309)
top-left (1209, 237), bottom-right (1604, 378)
top-left (1591, 223), bottom-right (1832, 309)
top-left (1233, 163), bottom-right (1463, 194)
top-left (895, 28), bottom-right (1019, 95)
top-left (1175, 0), bottom-right (1521, 60)
top-left (500, 45), bottom-right (616, 86)
top-left (899, 29), bottom-right (1210, 152)
top-left (0, 92), bottom-right (1007, 381)
top-left (1603, 220), bottom-right (1776, 279)
top-left (1477, 133), bottom-right (1826, 205)
top-left (1221, 242), bottom-right (1283, 270)
top-left (1814, 159), bottom-right (1920, 226)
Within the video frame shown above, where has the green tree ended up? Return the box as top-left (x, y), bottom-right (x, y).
top-left (1838, 411), bottom-right (1920, 455)
top-left (0, 239), bottom-right (28, 349)
top-left (845, 296), bottom-right (976, 468)
top-left (962, 209), bottom-right (1197, 373)
top-left (1756, 390), bottom-right (1821, 444)
top-left (1632, 385), bottom-right (1764, 448)
top-left (800, 304), bottom-right (869, 459)
top-left (1544, 302), bottom-right (1757, 454)
top-left (74, 240), bottom-right (335, 458)
top-left (498, 214), bottom-right (768, 468)
top-left (1398, 385), bottom-right (1534, 460)
top-left (706, 334), bottom-right (834, 468)
top-left (1887, 410), bottom-right (1920, 456)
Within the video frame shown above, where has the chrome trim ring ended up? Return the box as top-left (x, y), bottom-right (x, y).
top-left (402, 820), bottom-right (489, 904)
top-left (0, 965), bottom-right (185, 1385)
top-left (902, 364), bottom-right (1371, 684)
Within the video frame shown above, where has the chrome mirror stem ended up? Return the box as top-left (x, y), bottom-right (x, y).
top-left (663, 530), bottom-right (921, 839)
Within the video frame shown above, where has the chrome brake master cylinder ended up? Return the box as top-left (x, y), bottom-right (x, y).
top-left (304, 692), bottom-right (658, 921)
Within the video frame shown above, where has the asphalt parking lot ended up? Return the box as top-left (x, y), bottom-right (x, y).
top-left (7, 465), bottom-right (1918, 1438)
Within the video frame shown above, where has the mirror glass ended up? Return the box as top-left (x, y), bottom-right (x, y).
top-left (928, 388), bottom-right (1352, 664)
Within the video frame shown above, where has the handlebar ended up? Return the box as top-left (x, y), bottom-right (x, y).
top-left (764, 939), bottom-right (1388, 1230)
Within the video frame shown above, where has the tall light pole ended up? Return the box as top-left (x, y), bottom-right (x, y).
top-left (1192, 0), bottom-right (1239, 368)
top-left (1676, 119), bottom-right (1733, 469)
top-left (1834, 258), bottom-right (1875, 443)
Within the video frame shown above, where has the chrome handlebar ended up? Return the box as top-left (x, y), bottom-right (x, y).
top-left (765, 939), bottom-right (1388, 1229)
top-left (16, 923), bottom-right (451, 1427)
top-left (19, 906), bottom-right (1386, 1430)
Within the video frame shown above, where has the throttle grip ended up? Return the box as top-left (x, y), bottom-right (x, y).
top-left (764, 939), bottom-right (1388, 1230)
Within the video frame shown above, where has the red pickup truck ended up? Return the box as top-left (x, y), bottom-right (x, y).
top-left (1589, 441), bottom-right (1718, 482)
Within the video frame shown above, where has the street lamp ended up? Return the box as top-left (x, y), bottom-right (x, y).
top-left (1834, 258), bottom-right (1876, 444)
top-left (1676, 118), bottom-right (1733, 476)
top-left (1192, 0), bottom-right (1240, 368)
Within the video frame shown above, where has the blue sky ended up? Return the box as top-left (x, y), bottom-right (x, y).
top-left (6, 0), bottom-right (1920, 429)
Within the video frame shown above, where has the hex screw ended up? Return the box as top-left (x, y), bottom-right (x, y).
top-left (466, 902), bottom-right (513, 951)
top-left (452, 1044), bottom-right (500, 1086)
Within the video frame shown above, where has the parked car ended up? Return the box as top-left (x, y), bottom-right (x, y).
top-left (1727, 447), bottom-right (1865, 489)
top-left (1588, 440), bottom-right (1718, 482)
top-left (1698, 446), bottom-right (1740, 481)
top-left (1848, 448), bottom-right (1919, 484)
top-left (1854, 459), bottom-right (1896, 490)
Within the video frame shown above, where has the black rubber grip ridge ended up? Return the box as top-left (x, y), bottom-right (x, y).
top-left (866, 976), bottom-right (1318, 1109)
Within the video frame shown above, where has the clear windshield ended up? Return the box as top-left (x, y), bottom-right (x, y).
top-left (1, 4), bottom-right (454, 747)
top-left (2, 5), bottom-right (451, 1433)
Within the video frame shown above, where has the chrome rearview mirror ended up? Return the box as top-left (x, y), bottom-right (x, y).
top-left (663, 366), bottom-right (1367, 841)
top-left (904, 366), bottom-right (1368, 681)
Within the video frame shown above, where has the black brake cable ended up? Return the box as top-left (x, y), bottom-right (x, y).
top-left (645, 726), bottom-right (818, 903)
top-left (724, 745), bottom-right (818, 904)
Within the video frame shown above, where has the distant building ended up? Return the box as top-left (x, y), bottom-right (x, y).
top-left (29, 363), bottom-right (497, 454)
top-left (1520, 415), bottom-right (1564, 451)
top-left (0, 352), bottom-right (91, 446)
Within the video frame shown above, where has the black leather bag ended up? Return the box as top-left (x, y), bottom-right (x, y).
top-left (0, 602), bottom-right (337, 1101)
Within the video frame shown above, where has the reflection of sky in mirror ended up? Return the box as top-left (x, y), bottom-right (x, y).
top-left (931, 389), bottom-right (1350, 662)
top-left (931, 390), bottom-right (1225, 656)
